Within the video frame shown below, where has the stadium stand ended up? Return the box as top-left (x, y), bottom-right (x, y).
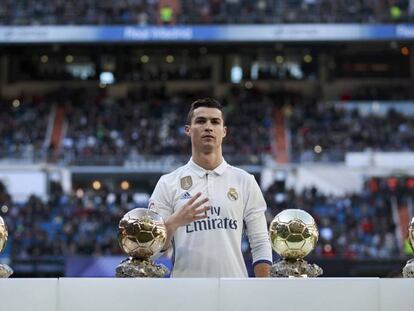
top-left (0, 95), bottom-right (49, 161)
top-left (288, 101), bottom-right (414, 162)
top-left (3, 86), bottom-right (414, 165)
top-left (1, 176), bottom-right (411, 266)
top-left (0, 87), bottom-right (273, 165)
top-left (1, 0), bottom-right (414, 280)
top-left (1, 0), bottom-right (414, 25)
top-left (264, 178), bottom-right (404, 260)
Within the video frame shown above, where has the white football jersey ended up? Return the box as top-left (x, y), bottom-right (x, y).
top-left (149, 158), bottom-right (272, 277)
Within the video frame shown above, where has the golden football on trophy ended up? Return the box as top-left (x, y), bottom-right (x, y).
top-left (269, 209), bottom-right (319, 260)
top-left (118, 208), bottom-right (167, 259)
top-left (0, 216), bottom-right (8, 253)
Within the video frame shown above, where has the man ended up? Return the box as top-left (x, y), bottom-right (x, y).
top-left (149, 98), bottom-right (272, 277)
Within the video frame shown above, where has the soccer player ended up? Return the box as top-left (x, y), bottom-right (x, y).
top-left (149, 98), bottom-right (272, 277)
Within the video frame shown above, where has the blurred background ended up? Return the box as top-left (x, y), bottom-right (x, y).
top-left (0, 0), bottom-right (414, 277)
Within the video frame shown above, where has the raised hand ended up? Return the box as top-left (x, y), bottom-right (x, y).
top-left (161, 192), bottom-right (210, 251)
top-left (170, 192), bottom-right (210, 227)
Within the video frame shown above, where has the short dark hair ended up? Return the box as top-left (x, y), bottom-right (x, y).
top-left (186, 98), bottom-right (224, 125)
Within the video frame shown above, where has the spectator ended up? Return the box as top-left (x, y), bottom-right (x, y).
top-left (159, 5), bottom-right (174, 24)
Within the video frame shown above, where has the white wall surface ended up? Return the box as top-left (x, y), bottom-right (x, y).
top-left (221, 278), bottom-right (379, 311)
top-left (0, 278), bottom-right (413, 311)
top-left (380, 279), bottom-right (413, 311)
top-left (58, 278), bottom-right (219, 311)
top-left (286, 165), bottom-right (364, 196)
top-left (346, 152), bottom-right (414, 168)
top-left (0, 278), bottom-right (57, 311)
top-left (0, 168), bottom-right (47, 202)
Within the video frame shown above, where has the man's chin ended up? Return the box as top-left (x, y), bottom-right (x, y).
top-left (200, 144), bottom-right (215, 153)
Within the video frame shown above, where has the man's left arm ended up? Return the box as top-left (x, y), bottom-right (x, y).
top-left (244, 175), bottom-right (273, 277)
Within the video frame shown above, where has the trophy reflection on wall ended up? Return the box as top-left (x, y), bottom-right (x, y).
top-left (115, 208), bottom-right (169, 278)
top-left (269, 209), bottom-right (323, 278)
top-left (0, 216), bottom-right (13, 278)
top-left (402, 217), bottom-right (414, 278)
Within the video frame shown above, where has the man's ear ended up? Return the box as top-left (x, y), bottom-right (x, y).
top-left (184, 125), bottom-right (191, 137)
top-left (223, 126), bottom-right (227, 139)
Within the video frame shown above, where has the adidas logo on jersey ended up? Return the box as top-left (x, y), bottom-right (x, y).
top-left (180, 192), bottom-right (192, 200)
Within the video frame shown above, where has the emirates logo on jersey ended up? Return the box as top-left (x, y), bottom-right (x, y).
top-left (185, 206), bottom-right (238, 233)
top-left (227, 188), bottom-right (238, 201)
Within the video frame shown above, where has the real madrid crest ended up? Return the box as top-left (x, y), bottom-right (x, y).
top-left (180, 176), bottom-right (193, 190)
top-left (227, 187), bottom-right (238, 201)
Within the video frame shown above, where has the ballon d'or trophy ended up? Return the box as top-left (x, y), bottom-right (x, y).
top-left (0, 216), bottom-right (13, 278)
top-left (402, 217), bottom-right (414, 278)
top-left (116, 208), bottom-right (169, 278)
top-left (269, 209), bottom-right (323, 277)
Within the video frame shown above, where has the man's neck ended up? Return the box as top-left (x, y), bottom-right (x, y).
top-left (192, 151), bottom-right (223, 171)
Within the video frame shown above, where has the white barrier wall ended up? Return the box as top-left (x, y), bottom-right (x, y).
top-left (220, 278), bottom-right (379, 311)
top-left (0, 278), bottom-right (412, 311)
top-left (0, 279), bottom-right (57, 311)
top-left (380, 279), bottom-right (413, 311)
top-left (0, 167), bottom-right (47, 202)
top-left (346, 152), bottom-right (414, 168)
top-left (58, 278), bottom-right (219, 311)
top-left (287, 165), bottom-right (363, 196)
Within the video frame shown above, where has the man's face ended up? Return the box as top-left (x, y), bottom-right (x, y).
top-left (185, 107), bottom-right (227, 153)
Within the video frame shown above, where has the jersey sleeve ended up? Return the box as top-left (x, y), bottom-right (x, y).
top-left (148, 176), bottom-right (174, 260)
top-left (244, 174), bottom-right (273, 266)
top-left (149, 176), bottom-right (174, 220)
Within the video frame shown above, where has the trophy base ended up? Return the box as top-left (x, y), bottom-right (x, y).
top-left (402, 258), bottom-right (414, 278)
top-left (115, 257), bottom-right (169, 278)
top-left (0, 264), bottom-right (13, 278)
top-left (270, 258), bottom-right (323, 278)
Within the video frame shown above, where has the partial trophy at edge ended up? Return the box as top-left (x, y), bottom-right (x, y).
top-left (402, 217), bottom-right (414, 278)
top-left (0, 216), bottom-right (13, 278)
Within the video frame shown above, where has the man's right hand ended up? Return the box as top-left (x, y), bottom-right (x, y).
top-left (163, 192), bottom-right (210, 250)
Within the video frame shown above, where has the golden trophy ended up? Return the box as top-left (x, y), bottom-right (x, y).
top-left (0, 216), bottom-right (13, 278)
top-left (115, 208), bottom-right (169, 278)
top-left (269, 209), bottom-right (323, 277)
top-left (402, 217), bottom-right (414, 278)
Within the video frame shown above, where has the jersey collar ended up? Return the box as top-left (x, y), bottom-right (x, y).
top-left (188, 158), bottom-right (228, 177)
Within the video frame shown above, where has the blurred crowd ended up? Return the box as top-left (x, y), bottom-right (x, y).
top-left (288, 100), bottom-right (414, 162)
top-left (2, 87), bottom-right (414, 165)
top-left (0, 95), bottom-right (49, 160)
top-left (0, 87), bottom-right (273, 165)
top-left (0, 182), bottom-right (130, 258)
top-left (1, 0), bottom-right (414, 25)
top-left (60, 87), bottom-right (272, 165)
top-left (1, 176), bottom-right (412, 261)
top-left (264, 177), bottom-right (414, 260)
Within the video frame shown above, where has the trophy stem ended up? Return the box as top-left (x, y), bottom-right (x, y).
top-left (402, 258), bottom-right (414, 278)
top-left (0, 264), bottom-right (13, 278)
top-left (270, 258), bottom-right (323, 278)
top-left (115, 257), bottom-right (169, 278)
